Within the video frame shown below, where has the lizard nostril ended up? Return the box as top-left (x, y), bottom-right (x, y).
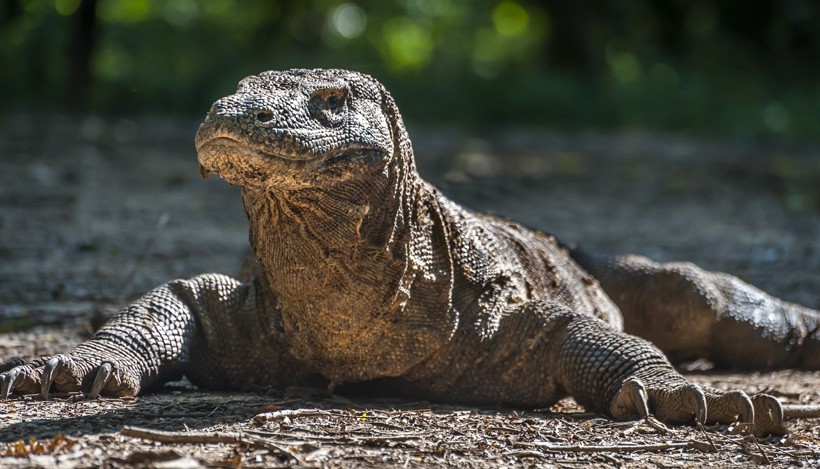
top-left (256, 110), bottom-right (274, 123)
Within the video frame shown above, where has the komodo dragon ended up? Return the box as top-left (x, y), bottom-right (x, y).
top-left (2, 69), bottom-right (819, 436)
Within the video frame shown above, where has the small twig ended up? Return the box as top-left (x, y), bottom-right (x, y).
top-left (606, 416), bottom-right (668, 437)
top-left (351, 435), bottom-right (428, 444)
top-left (697, 422), bottom-right (718, 452)
top-left (505, 450), bottom-right (547, 458)
top-left (159, 400), bottom-right (180, 412)
top-left (124, 412), bottom-right (216, 419)
top-left (619, 421), bottom-right (642, 436)
top-left (120, 426), bottom-right (302, 463)
top-left (559, 412), bottom-right (600, 419)
top-left (487, 425), bottom-right (522, 433)
top-left (122, 426), bottom-right (244, 445)
top-left (749, 435), bottom-right (771, 465)
top-left (643, 416), bottom-right (670, 434)
top-left (245, 428), bottom-right (432, 445)
top-left (206, 404), bottom-right (225, 417)
top-left (254, 408), bottom-right (333, 424)
top-left (247, 429), bottom-right (340, 441)
top-left (368, 421), bottom-right (408, 431)
top-left (408, 408), bottom-right (433, 413)
top-left (516, 440), bottom-right (714, 453)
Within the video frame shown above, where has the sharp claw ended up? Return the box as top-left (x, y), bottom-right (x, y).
top-left (624, 377), bottom-right (650, 418)
top-left (687, 384), bottom-right (707, 424)
top-left (739, 392), bottom-right (755, 424)
top-left (41, 357), bottom-right (61, 400)
top-left (89, 363), bottom-right (114, 398)
top-left (1, 370), bottom-right (20, 399)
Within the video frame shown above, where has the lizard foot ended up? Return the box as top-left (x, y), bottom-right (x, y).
top-left (0, 354), bottom-right (139, 399)
top-left (610, 377), bottom-right (784, 436)
top-left (610, 377), bottom-right (707, 424)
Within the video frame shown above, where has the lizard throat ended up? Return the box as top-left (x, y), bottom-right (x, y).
top-left (238, 171), bottom-right (454, 383)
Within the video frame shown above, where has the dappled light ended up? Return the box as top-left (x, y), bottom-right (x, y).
top-left (1, 0), bottom-right (819, 139)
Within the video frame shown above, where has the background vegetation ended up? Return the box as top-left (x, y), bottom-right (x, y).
top-left (2, 0), bottom-right (819, 139)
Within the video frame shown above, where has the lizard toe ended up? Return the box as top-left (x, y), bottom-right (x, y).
top-left (751, 393), bottom-right (786, 436)
top-left (704, 389), bottom-right (754, 425)
top-left (610, 375), bottom-right (707, 424)
top-left (86, 361), bottom-right (138, 398)
top-left (613, 378), bottom-right (707, 423)
top-left (42, 355), bottom-right (88, 399)
top-left (2, 351), bottom-right (144, 400)
top-left (646, 382), bottom-right (706, 424)
top-left (1, 368), bottom-right (22, 399)
top-left (610, 377), bottom-right (650, 420)
top-left (0, 363), bottom-right (42, 398)
top-left (40, 354), bottom-right (139, 398)
top-left (0, 358), bottom-right (30, 398)
top-left (88, 362), bottom-right (114, 398)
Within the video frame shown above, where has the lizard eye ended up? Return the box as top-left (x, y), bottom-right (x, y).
top-left (256, 110), bottom-right (274, 123)
top-left (327, 94), bottom-right (339, 108)
top-left (309, 88), bottom-right (348, 125)
top-left (311, 88), bottom-right (347, 114)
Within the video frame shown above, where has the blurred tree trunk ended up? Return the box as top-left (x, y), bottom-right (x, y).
top-left (67, 0), bottom-right (98, 110)
top-left (538, 0), bottom-right (603, 79)
top-left (648, 0), bottom-right (687, 57)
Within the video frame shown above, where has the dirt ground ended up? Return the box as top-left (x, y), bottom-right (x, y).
top-left (0, 114), bottom-right (818, 467)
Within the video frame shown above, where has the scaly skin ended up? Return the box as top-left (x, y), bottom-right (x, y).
top-left (2, 69), bottom-right (818, 436)
top-left (571, 250), bottom-right (820, 370)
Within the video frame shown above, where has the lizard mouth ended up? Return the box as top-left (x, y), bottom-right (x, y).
top-left (196, 127), bottom-right (390, 190)
top-left (195, 135), bottom-right (298, 187)
top-left (197, 132), bottom-right (388, 172)
top-left (195, 135), bottom-right (316, 162)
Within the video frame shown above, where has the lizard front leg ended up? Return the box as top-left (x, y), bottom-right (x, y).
top-left (0, 273), bottom-right (283, 398)
top-left (408, 302), bottom-right (784, 434)
top-left (547, 306), bottom-right (785, 435)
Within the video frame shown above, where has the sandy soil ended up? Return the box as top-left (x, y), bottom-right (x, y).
top-left (0, 114), bottom-right (818, 467)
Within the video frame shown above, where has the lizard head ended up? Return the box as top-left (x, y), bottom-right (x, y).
top-left (196, 69), bottom-right (408, 191)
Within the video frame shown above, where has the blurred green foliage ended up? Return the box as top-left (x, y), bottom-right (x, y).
top-left (2, 0), bottom-right (820, 139)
